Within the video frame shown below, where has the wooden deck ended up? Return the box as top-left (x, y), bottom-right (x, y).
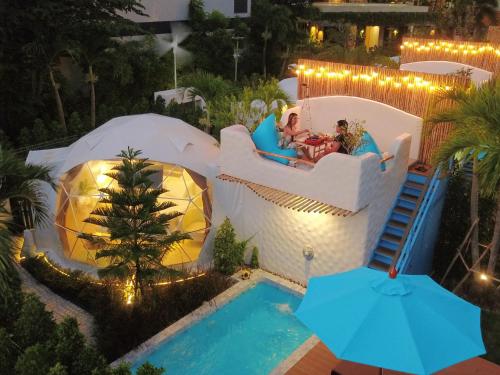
top-left (286, 342), bottom-right (500, 375)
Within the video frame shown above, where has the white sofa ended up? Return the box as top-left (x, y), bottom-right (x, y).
top-left (282, 95), bottom-right (422, 161)
top-left (400, 61), bottom-right (492, 86)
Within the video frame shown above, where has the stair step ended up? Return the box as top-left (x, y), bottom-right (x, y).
top-left (385, 225), bottom-right (404, 238)
top-left (369, 259), bottom-right (391, 272)
top-left (394, 206), bottom-right (414, 216)
top-left (397, 199), bottom-right (417, 211)
top-left (376, 246), bottom-right (397, 258)
top-left (405, 181), bottom-right (425, 190)
top-left (382, 233), bottom-right (402, 243)
top-left (400, 193), bottom-right (418, 203)
top-left (388, 220), bottom-right (407, 229)
top-left (407, 172), bottom-right (428, 185)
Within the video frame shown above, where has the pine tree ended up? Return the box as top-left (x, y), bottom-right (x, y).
top-left (80, 148), bottom-right (190, 300)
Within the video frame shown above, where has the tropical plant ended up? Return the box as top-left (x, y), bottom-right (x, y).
top-left (80, 148), bottom-right (190, 300)
top-left (249, 0), bottom-right (299, 78)
top-left (235, 78), bottom-right (290, 130)
top-left (213, 217), bottom-right (249, 275)
top-left (181, 71), bottom-right (236, 133)
top-left (250, 246), bottom-right (259, 269)
top-left (0, 146), bottom-right (54, 300)
top-left (343, 120), bottom-right (367, 155)
top-left (429, 80), bottom-right (500, 276)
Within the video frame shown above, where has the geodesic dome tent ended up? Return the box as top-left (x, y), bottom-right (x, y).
top-left (28, 114), bottom-right (220, 268)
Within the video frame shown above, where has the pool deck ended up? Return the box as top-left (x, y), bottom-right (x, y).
top-left (284, 341), bottom-right (500, 375)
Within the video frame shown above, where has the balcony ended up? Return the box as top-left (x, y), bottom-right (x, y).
top-left (313, 0), bottom-right (429, 13)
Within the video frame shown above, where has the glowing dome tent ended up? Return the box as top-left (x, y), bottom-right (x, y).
top-left (28, 114), bottom-right (219, 268)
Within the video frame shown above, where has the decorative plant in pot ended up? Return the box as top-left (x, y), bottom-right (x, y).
top-left (342, 119), bottom-right (368, 155)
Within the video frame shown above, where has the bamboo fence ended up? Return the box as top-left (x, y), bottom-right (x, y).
top-left (400, 37), bottom-right (500, 75)
top-left (296, 58), bottom-right (470, 164)
top-left (487, 26), bottom-right (500, 44)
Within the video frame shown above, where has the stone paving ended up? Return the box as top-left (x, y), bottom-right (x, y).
top-left (15, 264), bottom-right (96, 344)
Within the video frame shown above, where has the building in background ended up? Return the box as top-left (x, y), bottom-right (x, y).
top-left (124, 0), bottom-right (251, 34)
top-left (310, 0), bottom-right (434, 50)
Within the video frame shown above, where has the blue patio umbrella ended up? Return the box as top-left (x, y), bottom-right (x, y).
top-left (295, 267), bottom-right (485, 375)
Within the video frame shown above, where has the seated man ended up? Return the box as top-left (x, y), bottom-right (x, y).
top-left (314, 119), bottom-right (352, 161)
top-left (279, 112), bottom-right (313, 162)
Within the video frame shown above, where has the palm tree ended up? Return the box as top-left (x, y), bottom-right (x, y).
top-left (23, 37), bottom-right (69, 133)
top-left (0, 146), bottom-right (55, 300)
top-left (429, 80), bottom-right (500, 276)
top-left (181, 71), bottom-right (234, 133)
top-left (80, 148), bottom-right (190, 300)
top-left (261, 25), bottom-right (272, 79)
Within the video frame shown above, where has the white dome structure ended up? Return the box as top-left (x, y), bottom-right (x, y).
top-left (57, 113), bottom-right (219, 178)
top-left (28, 114), bottom-right (220, 269)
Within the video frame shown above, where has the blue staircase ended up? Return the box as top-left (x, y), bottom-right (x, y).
top-left (368, 170), bottom-right (429, 272)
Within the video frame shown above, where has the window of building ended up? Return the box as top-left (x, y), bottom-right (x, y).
top-left (234, 0), bottom-right (248, 14)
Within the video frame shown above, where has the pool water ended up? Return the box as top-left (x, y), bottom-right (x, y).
top-left (132, 282), bottom-right (311, 375)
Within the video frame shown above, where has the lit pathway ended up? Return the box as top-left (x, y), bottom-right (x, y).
top-left (15, 264), bottom-right (96, 344)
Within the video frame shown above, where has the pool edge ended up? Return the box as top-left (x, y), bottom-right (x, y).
top-left (112, 269), bottom-right (308, 369)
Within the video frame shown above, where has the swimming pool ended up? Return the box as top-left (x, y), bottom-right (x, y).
top-left (132, 281), bottom-right (311, 375)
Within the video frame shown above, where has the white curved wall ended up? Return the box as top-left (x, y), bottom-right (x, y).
top-left (210, 130), bottom-right (411, 283)
top-left (400, 61), bottom-right (492, 86)
top-left (282, 96), bottom-right (422, 161)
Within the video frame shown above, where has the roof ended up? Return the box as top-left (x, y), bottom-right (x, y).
top-left (29, 114), bottom-right (220, 178)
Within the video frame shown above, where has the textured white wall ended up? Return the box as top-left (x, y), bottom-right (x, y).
top-left (209, 134), bottom-right (410, 283)
top-left (400, 61), bottom-right (492, 86)
top-left (283, 96), bottom-right (422, 161)
top-left (213, 128), bottom-right (411, 283)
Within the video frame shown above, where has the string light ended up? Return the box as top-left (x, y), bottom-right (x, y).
top-left (37, 254), bottom-right (206, 291)
top-left (401, 39), bottom-right (498, 57)
top-left (479, 273), bottom-right (489, 281)
top-left (294, 64), bottom-right (455, 93)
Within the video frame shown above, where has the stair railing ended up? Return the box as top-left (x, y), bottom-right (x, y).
top-left (395, 167), bottom-right (441, 272)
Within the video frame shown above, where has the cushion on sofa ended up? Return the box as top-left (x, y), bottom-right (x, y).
top-left (252, 114), bottom-right (297, 165)
top-left (353, 131), bottom-right (386, 171)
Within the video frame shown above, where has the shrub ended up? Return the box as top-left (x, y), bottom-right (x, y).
top-left (14, 294), bottom-right (56, 349)
top-left (49, 318), bottom-right (86, 372)
top-left (0, 327), bottom-right (16, 374)
top-left (15, 343), bottom-right (51, 375)
top-left (48, 363), bottom-right (68, 375)
top-left (137, 363), bottom-right (165, 375)
top-left (22, 256), bottom-right (233, 360)
top-left (213, 218), bottom-right (248, 275)
top-left (71, 345), bottom-right (107, 375)
top-left (250, 247), bottom-right (259, 269)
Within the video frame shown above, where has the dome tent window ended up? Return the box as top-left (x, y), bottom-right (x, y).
top-left (25, 114), bottom-right (222, 270)
top-left (55, 160), bottom-right (212, 267)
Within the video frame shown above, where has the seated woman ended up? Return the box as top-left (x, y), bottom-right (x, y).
top-left (279, 113), bottom-right (312, 161)
top-left (316, 120), bottom-right (351, 160)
